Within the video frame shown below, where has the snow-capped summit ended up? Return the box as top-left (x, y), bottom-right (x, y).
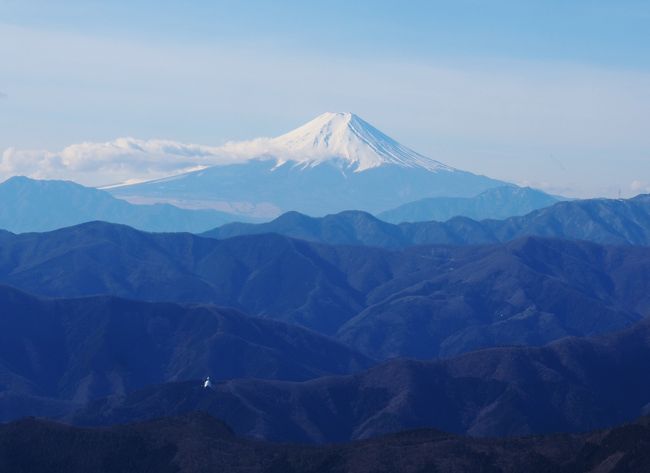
top-left (264, 112), bottom-right (453, 172)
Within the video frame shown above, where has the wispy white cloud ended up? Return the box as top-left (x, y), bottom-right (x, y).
top-left (0, 138), bottom-right (271, 187)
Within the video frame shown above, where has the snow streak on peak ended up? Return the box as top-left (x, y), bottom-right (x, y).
top-left (268, 112), bottom-right (453, 172)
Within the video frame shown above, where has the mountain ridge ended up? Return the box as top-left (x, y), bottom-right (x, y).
top-left (205, 193), bottom-right (650, 248)
top-left (378, 186), bottom-right (560, 223)
top-left (0, 284), bottom-right (372, 422)
top-left (0, 176), bottom-right (253, 233)
top-left (70, 316), bottom-right (650, 442)
top-left (5, 411), bottom-right (650, 473)
top-left (0, 222), bottom-right (649, 359)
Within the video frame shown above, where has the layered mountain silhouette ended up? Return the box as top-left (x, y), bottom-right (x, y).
top-left (206, 193), bottom-right (650, 248)
top-left (3, 106), bottom-right (648, 472)
top-left (0, 176), bottom-right (250, 233)
top-left (0, 222), bottom-right (649, 360)
top-left (3, 412), bottom-right (650, 473)
top-left (72, 318), bottom-right (650, 442)
top-left (0, 286), bottom-right (371, 422)
top-left (110, 113), bottom-right (506, 217)
top-left (378, 186), bottom-right (559, 223)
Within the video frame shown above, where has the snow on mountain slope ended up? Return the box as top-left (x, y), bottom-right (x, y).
top-left (263, 112), bottom-right (454, 172)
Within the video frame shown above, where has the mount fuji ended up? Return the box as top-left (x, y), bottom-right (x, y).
top-left (258, 111), bottom-right (453, 172)
top-left (110, 112), bottom-right (507, 218)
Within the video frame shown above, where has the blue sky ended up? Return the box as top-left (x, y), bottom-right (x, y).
top-left (1, 0), bottom-right (650, 196)
top-left (5, 1), bottom-right (650, 66)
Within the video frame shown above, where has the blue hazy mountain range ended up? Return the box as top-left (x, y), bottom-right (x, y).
top-left (378, 186), bottom-right (560, 223)
top-left (0, 278), bottom-right (649, 442)
top-left (2, 219), bottom-right (650, 449)
top-left (0, 176), bottom-right (254, 233)
top-left (0, 285), bottom-right (371, 422)
top-left (0, 180), bottom-right (561, 237)
top-left (109, 113), bottom-right (508, 217)
top-left (0, 222), bottom-right (647, 360)
top-left (205, 193), bottom-right (650, 248)
top-left (73, 316), bottom-right (650, 442)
